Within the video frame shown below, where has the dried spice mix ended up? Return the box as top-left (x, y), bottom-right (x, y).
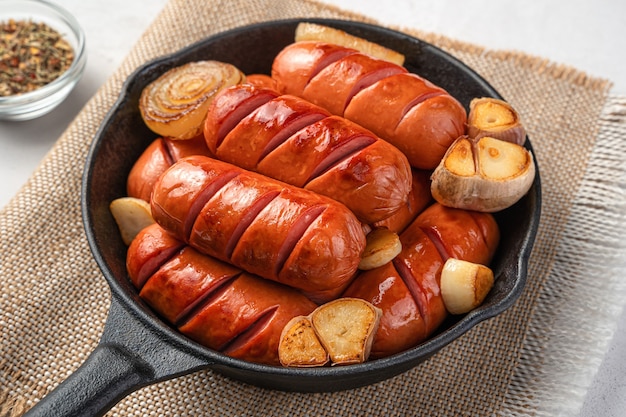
top-left (1, 19), bottom-right (74, 96)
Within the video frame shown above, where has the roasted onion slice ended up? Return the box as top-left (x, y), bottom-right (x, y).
top-left (140, 61), bottom-right (245, 139)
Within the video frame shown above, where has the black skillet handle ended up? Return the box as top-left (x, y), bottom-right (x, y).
top-left (23, 295), bottom-right (211, 417)
top-left (23, 343), bottom-right (152, 417)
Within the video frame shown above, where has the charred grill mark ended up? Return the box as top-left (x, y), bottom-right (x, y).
top-left (343, 67), bottom-right (406, 114)
top-left (419, 226), bottom-right (450, 261)
top-left (257, 112), bottom-right (328, 163)
top-left (182, 170), bottom-right (240, 241)
top-left (395, 90), bottom-right (446, 130)
top-left (160, 138), bottom-right (176, 165)
top-left (390, 225), bottom-right (449, 328)
top-left (224, 190), bottom-right (281, 259)
top-left (221, 306), bottom-right (279, 354)
top-left (468, 211), bottom-right (499, 258)
top-left (304, 135), bottom-right (375, 185)
top-left (174, 272), bottom-right (242, 328)
top-left (275, 204), bottom-right (327, 277)
top-left (392, 258), bottom-right (428, 324)
top-left (134, 244), bottom-right (184, 290)
top-left (305, 48), bottom-right (357, 88)
top-left (215, 92), bottom-right (277, 150)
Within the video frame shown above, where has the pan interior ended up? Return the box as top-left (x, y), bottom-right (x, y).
top-left (81, 18), bottom-right (540, 391)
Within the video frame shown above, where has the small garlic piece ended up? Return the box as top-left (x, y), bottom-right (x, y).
top-left (440, 258), bottom-right (494, 315)
top-left (310, 298), bottom-right (382, 365)
top-left (430, 135), bottom-right (535, 212)
top-left (109, 197), bottom-right (155, 245)
top-left (467, 97), bottom-right (526, 145)
top-left (358, 227), bottom-right (402, 270)
top-left (278, 316), bottom-right (329, 367)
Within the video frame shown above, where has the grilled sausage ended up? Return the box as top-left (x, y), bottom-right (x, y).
top-left (127, 223), bottom-right (317, 365)
top-left (343, 202), bottom-right (500, 358)
top-left (203, 83), bottom-right (413, 224)
top-left (271, 41), bottom-right (467, 170)
top-left (150, 155), bottom-right (366, 303)
top-left (245, 73), bottom-right (279, 91)
top-left (372, 169), bottom-right (433, 234)
top-left (126, 134), bottom-right (212, 202)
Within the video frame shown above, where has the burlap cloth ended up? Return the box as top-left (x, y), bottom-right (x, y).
top-left (2, 0), bottom-right (626, 416)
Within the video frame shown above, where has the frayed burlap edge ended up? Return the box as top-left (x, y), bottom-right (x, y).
top-left (497, 96), bottom-right (626, 417)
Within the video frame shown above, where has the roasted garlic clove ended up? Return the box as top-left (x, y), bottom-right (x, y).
top-left (310, 298), bottom-right (382, 365)
top-left (440, 258), bottom-right (494, 315)
top-left (430, 135), bottom-right (535, 212)
top-left (294, 22), bottom-right (405, 66)
top-left (358, 227), bottom-right (402, 270)
top-left (467, 97), bottom-right (526, 146)
top-left (139, 61), bottom-right (245, 140)
top-left (110, 197), bottom-right (155, 245)
top-left (278, 316), bottom-right (329, 367)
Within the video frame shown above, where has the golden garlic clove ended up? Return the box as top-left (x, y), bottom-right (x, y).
top-left (358, 227), bottom-right (402, 270)
top-left (430, 135), bottom-right (535, 212)
top-left (441, 136), bottom-right (476, 177)
top-left (467, 97), bottom-right (526, 145)
top-left (109, 197), bottom-right (155, 245)
top-left (278, 316), bottom-right (330, 367)
top-left (440, 258), bottom-right (494, 315)
top-left (310, 298), bottom-right (382, 365)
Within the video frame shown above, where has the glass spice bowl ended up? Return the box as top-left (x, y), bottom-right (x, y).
top-left (0, 0), bottom-right (86, 121)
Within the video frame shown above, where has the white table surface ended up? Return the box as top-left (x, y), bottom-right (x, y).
top-left (1, 1), bottom-right (624, 416)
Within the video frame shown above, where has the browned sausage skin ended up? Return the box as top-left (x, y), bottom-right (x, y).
top-left (271, 41), bottom-right (467, 170)
top-left (373, 169), bottom-right (433, 234)
top-left (127, 223), bottom-right (317, 365)
top-left (127, 138), bottom-right (172, 202)
top-left (343, 203), bottom-right (500, 358)
top-left (203, 83), bottom-right (413, 224)
top-left (126, 134), bottom-right (213, 202)
top-left (244, 73), bottom-right (280, 91)
top-left (179, 273), bottom-right (318, 365)
top-left (269, 41), bottom-right (357, 98)
top-left (126, 222), bottom-right (184, 289)
top-left (150, 155), bottom-right (366, 303)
